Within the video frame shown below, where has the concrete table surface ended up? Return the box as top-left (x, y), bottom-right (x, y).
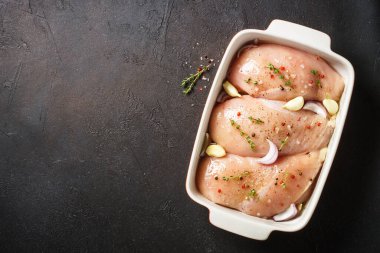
top-left (1, 0), bottom-right (379, 252)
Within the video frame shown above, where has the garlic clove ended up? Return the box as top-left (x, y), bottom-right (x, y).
top-left (205, 144), bottom-right (226, 158)
top-left (282, 96), bottom-right (304, 111)
top-left (322, 99), bottom-right (339, 115)
top-left (223, 81), bottom-right (241, 98)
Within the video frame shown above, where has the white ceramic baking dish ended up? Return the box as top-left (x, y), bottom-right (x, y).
top-left (185, 19), bottom-right (354, 240)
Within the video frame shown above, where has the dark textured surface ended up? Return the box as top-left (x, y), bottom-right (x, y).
top-left (0, 0), bottom-right (379, 252)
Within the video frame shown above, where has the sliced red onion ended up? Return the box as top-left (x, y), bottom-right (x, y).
top-left (216, 91), bottom-right (230, 103)
top-left (273, 203), bottom-right (297, 221)
top-left (200, 133), bottom-right (211, 157)
top-left (237, 44), bottom-right (256, 58)
top-left (255, 139), bottom-right (278, 165)
top-left (303, 101), bottom-right (328, 118)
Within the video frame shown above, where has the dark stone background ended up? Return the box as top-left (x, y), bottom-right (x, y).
top-left (0, 0), bottom-right (379, 252)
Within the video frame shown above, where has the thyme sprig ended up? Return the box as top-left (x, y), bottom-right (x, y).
top-left (180, 64), bottom-right (211, 94)
top-left (222, 171), bottom-right (250, 181)
top-left (247, 189), bottom-right (257, 198)
top-left (278, 136), bottom-right (289, 151)
top-left (230, 119), bottom-right (255, 150)
top-left (248, 116), bottom-right (264, 124)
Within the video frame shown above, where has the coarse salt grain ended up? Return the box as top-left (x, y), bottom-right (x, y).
top-left (300, 64), bottom-right (305, 69)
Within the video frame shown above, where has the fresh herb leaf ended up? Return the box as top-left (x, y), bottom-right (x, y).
top-left (248, 116), bottom-right (264, 124)
top-left (279, 136), bottom-right (289, 151)
top-left (230, 118), bottom-right (255, 150)
top-left (180, 64), bottom-right (211, 94)
top-left (247, 189), bottom-right (257, 197)
top-left (311, 69), bottom-right (318, 75)
top-left (222, 171), bottom-right (250, 182)
top-left (267, 63), bottom-right (294, 87)
top-left (310, 69), bottom-right (323, 88)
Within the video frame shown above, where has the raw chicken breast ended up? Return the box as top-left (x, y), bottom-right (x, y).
top-left (228, 44), bottom-right (344, 102)
top-left (197, 150), bottom-right (326, 218)
top-left (209, 95), bottom-right (334, 157)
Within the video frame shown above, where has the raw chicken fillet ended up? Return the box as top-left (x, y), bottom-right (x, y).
top-left (228, 44), bottom-right (344, 102)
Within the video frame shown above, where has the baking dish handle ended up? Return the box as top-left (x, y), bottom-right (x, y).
top-left (209, 209), bottom-right (273, 240)
top-left (266, 19), bottom-right (331, 51)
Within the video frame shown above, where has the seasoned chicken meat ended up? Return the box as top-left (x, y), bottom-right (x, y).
top-left (209, 95), bottom-right (334, 157)
top-left (197, 150), bottom-right (326, 218)
top-left (228, 44), bottom-right (344, 102)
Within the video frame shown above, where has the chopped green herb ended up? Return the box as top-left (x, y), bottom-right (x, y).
top-left (230, 119), bottom-right (255, 150)
top-left (311, 69), bottom-right (318, 75)
top-left (248, 116), bottom-right (264, 124)
top-left (316, 79), bottom-right (322, 88)
top-left (279, 136), bottom-right (289, 151)
top-left (280, 172), bottom-right (289, 189)
top-left (253, 81), bottom-right (258, 85)
top-left (267, 63), bottom-right (294, 87)
top-left (310, 69), bottom-right (322, 88)
top-left (248, 189), bottom-right (257, 197)
top-left (222, 171), bottom-right (250, 182)
top-left (244, 77), bottom-right (252, 83)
